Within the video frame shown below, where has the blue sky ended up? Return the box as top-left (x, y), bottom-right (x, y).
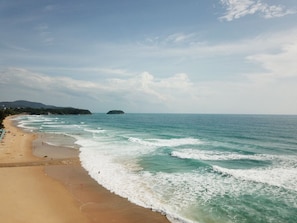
top-left (1, 0), bottom-right (297, 114)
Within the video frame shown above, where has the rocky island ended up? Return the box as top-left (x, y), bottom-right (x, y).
top-left (107, 110), bottom-right (125, 114)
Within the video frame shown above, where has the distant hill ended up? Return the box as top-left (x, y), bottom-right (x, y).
top-left (0, 100), bottom-right (56, 109)
top-left (0, 100), bottom-right (91, 115)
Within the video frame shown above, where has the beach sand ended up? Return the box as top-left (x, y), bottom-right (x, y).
top-left (0, 116), bottom-right (169, 223)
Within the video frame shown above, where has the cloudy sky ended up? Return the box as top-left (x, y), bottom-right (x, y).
top-left (1, 0), bottom-right (297, 114)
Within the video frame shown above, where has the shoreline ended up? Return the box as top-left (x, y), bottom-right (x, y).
top-left (0, 116), bottom-right (170, 223)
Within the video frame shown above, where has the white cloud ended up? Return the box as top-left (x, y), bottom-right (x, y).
top-left (36, 24), bottom-right (49, 31)
top-left (108, 71), bottom-right (197, 103)
top-left (1, 66), bottom-right (296, 114)
top-left (195, 79), bottom-right (297, 114)
top-left (165, 33), bottom-right (196, 44)
top-left (246, 41), bottom-right (297, 82)
top-left (0, 68), bottom-right (102, 96)
top-left (0, 68), bottom-right (199, 112)
top-left (44, 4), bottom-right (57, 12)
top-left (2, 26), bottom-right (296, 112)
top-left (35, 24), bottom-right (55, 45)
top-left (4, 43), bottom-right (29, 52)
top-left (219, 0), bottom-right (296, 21)
top-left (143, 33), bottom-right (200, 48)
top-left (136, 28), bottom-right (297, 66)
top-left (94, 68), bottom-right (133, 76)
top-left (262, 4), bottom-right (296, 19)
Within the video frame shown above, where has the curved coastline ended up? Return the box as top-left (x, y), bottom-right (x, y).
top-left (0, 115), bottom-right (170, 223)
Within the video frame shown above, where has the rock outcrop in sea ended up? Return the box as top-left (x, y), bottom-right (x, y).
top-left (106, 110), bottom-right (124, 114)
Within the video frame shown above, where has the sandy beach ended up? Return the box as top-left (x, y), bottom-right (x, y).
top-left (0, 116), bottom-right (169, 223)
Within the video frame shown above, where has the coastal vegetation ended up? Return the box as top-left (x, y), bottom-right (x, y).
top-left (0, 110), bottom-right (8, 129)
top-left (0, 100), bottom-right (91, 128)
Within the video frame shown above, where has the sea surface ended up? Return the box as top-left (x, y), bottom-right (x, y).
top-left (15, 113), bottom-right (297, 223)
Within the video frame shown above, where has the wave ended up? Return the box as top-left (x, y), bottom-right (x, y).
top-left (42, 141), bottom-right (77, 149)
top-left (80, 144), bottom-right (297, 223)
top-left (42, 124), bottom-right (81, 128)
top-left (213, 165), bottom-right (297, 192)
top-left (171, 149), bottom-right (279, 161)
top-left (17, 123), bottom-right (38, 131)
top-left (128, 137), bottom-right (202, 148)
top-left (16, 115), bottom-right (55, 123)
top-left (79, 148), bottom-right (202, 223)
top-left (84, 128), bottom-right (106, 134)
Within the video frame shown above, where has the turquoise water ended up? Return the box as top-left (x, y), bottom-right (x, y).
top-left (16, 114), bottom-right (297, 223)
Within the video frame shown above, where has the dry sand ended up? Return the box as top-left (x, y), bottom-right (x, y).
top-left (0, 116), bottom-right (169, 223)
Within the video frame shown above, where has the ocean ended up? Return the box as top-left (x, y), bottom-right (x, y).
top-left (15, 113), bottom-right (297, 223)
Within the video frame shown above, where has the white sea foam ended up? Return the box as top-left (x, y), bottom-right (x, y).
top-left (15, 115), bottom-right (61, 131)
top-left (172, 149), bottom-right (297, 193)
top-left (83, 128), bottom-right (106, 134)
top-left (80, 143), bottom-right (296, 223)
top-left (75, 138), bottom-right (103, 149)
top-left (79, 147), bottom-right (201, 223)
top-left (78, 134), bottom-right (272, 222)
top-left (42, 140), bottom-right (77, 149)
top-left (17, 123), bottom-right (38, 130)
top-left (171, 149), bottom-right (277, 161)
top-left (75, 135), bottom-right (158, 158)
top-left (79, 148), bottom-right (163, 209)
top-left (213, 165), bottom-right (297, 192)
top-left (42, 124), bottom-right (80, 129)
top-left (128, 137), bottom-right (202, 148)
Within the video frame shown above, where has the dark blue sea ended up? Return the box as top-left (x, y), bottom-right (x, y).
top-left (15, 114), bottom-right (297, 223)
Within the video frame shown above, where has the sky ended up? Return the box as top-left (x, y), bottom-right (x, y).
top-left (0, 0), bottom-right (297, 114)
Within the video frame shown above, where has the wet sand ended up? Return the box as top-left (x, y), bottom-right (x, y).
top-left (0, 116), bottom-right (169, 223)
